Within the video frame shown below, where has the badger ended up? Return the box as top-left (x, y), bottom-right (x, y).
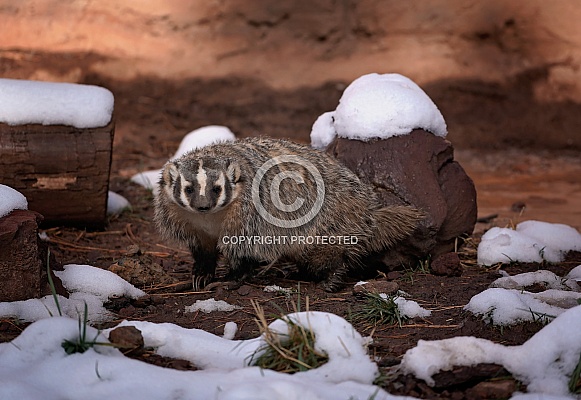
top-left (154, 136), bottom-right (423, 292)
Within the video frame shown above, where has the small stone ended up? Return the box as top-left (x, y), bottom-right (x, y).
top-left (387, 271), bottom-right (402, 280)
top-left (108, 326), bottom-right (144, 356)
top-left (353, 279), bottom-right (399, 296)
top-left (465, 380), bottom-right (517, 400)
top-left (132, 295), bottom-right (153, 308)
top-left (430, 252), bottom-right (463, 277)
top-left (236, 285), bottom-right (252, 296)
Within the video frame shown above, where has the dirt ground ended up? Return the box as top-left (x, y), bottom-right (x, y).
top-left (2, 53), bottom-right (581, 398)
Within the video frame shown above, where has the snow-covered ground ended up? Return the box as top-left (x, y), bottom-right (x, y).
top-left (0, 264), bottom-right (399, 399)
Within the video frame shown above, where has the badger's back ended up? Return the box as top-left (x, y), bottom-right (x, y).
top-left (155, 136), bottom-right (422, 264)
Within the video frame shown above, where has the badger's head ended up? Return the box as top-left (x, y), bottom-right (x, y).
top-left (161, 156), bottom-right (241, 213)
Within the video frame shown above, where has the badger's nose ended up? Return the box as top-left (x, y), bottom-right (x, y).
top-left (197, 206), bottom-right (211, 212)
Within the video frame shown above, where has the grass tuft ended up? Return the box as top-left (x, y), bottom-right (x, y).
top-left (46, 249), bottom-right (62, 317)
top-left (247, 299), bottom-right (328, 373)
top-left (61, 303), bottom-right (107, 355)
top-left (569, 351), bottom-right (581, 394)
top-left (351, 292), bottom-right (408, 328)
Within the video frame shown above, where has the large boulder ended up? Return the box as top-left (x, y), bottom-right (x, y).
top-left (327, 129), bottom-right (477, 269)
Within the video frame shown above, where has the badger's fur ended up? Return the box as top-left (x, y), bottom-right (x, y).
top-left (154, 137), bottom-right (423, 292)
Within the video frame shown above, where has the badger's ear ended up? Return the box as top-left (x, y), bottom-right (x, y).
top-left (162, 162), bottom-right (180, 186)
top-left (226, 161), bottom-right (241, 184)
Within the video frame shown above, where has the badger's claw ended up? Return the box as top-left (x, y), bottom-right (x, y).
top-left (192, 274), bottom-right (213, 291)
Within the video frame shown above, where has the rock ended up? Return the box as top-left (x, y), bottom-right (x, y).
top-left (465, 380), bottom-right (517, 400)
top-left (431, 363), bottom-right (507, 389)
top-left (108, 326), bottom-right (145, 356)
top-left (430, 252), bottom-right (463, 277)
top-left (236, 285), bottom-right (252, 296)
top-left (0, 209), bottom-right (66, 302)
top-left (327, 130), bottom-right (477, 269)
top-left (353, 280), bottom-right (399, 296)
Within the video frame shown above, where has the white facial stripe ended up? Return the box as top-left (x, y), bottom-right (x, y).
top-left (196, 160), bottom-right (208, 197)
top-left (216, 171), bottom-right (227, 207)
top-left (180, 179), bottom-right (191, 208)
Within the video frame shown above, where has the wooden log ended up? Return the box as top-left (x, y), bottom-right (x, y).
top-left (0, 120), bottom-right (114, 228)
top-left (0, 209), bottom-right (66, 302)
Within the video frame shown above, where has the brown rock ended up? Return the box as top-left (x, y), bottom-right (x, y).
top-left (108, 326), bottom-right (145, 356)
top-left (465, 380), bottom-right (517, 400)
top-left (430, 252), bottom-right (463, 277)
top-left (327, 130), bottom-right (477, 269)
top-left (0, 209), bottom-right (66, 302)
top-left (431, 363), bottom-right (507, 389)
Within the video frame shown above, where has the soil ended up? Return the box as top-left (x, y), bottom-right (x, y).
top-left (2, 55), bottom-right (581, 399)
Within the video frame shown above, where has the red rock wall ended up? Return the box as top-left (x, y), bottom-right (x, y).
top-left (1, 1), bottom-right (581, 149)
top-left (1, 0), bottom-right (579, 97)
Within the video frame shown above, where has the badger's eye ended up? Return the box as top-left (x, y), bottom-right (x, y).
top-left (212, 185), bottom-right (222, 194)
top-left (184, 186), bottom-right (194, 195)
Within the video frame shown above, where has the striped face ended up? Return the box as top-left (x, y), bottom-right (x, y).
top-left (162, 157), bottom-right (241, 213)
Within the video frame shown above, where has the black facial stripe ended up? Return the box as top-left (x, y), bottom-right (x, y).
top-left (173, 176), bottom-right (185, 207)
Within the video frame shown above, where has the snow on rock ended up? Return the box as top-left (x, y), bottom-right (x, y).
top-left (0, 184), bottom-right (27, 218)
top-left (477, 221), bottom-right (581, 266)
top-left (310, 111), bottom-right (336, 149)
top-left (185, 298), bottom-right (241, 313)
top-left (55, 264), bottom-right (146, 301)
top-left (130, 125), bottom-right (236, 192)
top-left (311, 73), bottom-right (446, 148)
top-left (402, 305), bottom-right (581, 397)
top-left (0, 78), bottom-right (114, 128)
top-left (107, 191), bottom-right (131, 215)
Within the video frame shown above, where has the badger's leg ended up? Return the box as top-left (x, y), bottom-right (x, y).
top-left (300, 247), bottom-right (352, 292)
top-left (190, 245), bottom-right (218, 291)
top-left (226, 257), bottom-right (260, 285)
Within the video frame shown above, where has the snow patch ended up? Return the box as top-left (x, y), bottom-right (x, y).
top-left (478, 221), bottom-right (581, 266)
top-left (394, 297), bottom-right (432, 318)
top-left (0, 313), bottom-right (397, 400)
top-left (0, 264), bottom-right (145, 323)
top-left (185, 298), bottom-right (242, 313)
top-left (402, 305), bottom-right (581, 397)
top-left (465, 269), bottom-right (581, 326)
top-left (107, 191), bottom-right (131, 215)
